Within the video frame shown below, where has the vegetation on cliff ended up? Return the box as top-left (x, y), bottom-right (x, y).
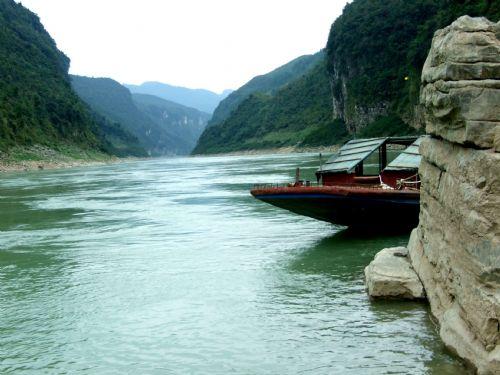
top-left (327, 0), bottom-right (500, 131)
top-left (194, 0), bottom-right (499, 155)
top-left (208, 51), bottom-right (325, 128)
top-left (0, 0), bottom-right (103, 154)
top-left (71, 76), bottom-right (205, 155)
top-left (0, 0), bottom-right (147, 159)
top-left (132, 93), bottom-right (210, 153)
top-left (193, 61), bottom-right (350, 154)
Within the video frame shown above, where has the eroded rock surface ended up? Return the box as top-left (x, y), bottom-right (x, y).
top-left (364, 247), bottom-right (425, 300)
top-left (420, 16), bottom-right (500, 149)
top-left (409, 15), bottom-right (500, 374)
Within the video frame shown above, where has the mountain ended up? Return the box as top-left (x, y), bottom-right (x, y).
top-left (193, 60), bottom-right (351, 154)
top-left (89, 112), bottom-right (147, 157)
top-left (0, 0), bottom-right (118, 155)
top-left (194, 0), bottom-right (500, 154)
top-left (132, 93), bottom-right (210, 153)
top-left (71, 75), bottom-right (193, 155)
top-left (125, 82), bottom-right (231, 114)
top-left (208, 51), bottom-right (325, 127)
top-left (326, 0), bottom-right (500, 132)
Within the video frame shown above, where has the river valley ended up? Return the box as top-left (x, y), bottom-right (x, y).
top-left (0, 153), bottom-right (466, 374)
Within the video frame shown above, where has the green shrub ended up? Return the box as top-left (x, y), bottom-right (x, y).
top-left (357, 114), bottom-right (423, 138)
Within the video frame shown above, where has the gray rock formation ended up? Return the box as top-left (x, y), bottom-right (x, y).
top-left (364, 247), bottom-right (425, 299)
top-left (330, 68), bottom-right (389, 133)
top-left (420, 16), bottom-right (500, 149)
top-left (408, 16), bottom-right (500, 374)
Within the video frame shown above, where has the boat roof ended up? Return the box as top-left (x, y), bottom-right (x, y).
top-left (384, 136), bottom-right (424, 171)
top-left (319, 136), bottom-right (422, 174)
top-left (321, 138), bottom-right (386, 174)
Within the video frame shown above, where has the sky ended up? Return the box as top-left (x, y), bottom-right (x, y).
top-left (17, 0), bottom-right (348, 93)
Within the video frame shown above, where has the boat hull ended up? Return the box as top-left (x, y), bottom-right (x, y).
top-left (251, 186), bottom-right (419, 229)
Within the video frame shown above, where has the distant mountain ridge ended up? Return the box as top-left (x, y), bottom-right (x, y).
top-left (193, 60), bottom-right (351, 154)
top-left (71, 75), bottom-right (209, 155)
top-left (125, 82), bottom-right (232, 114)
top-left (72, 76), bottom-right (182, 155)
top-left (194, 0), bottom-right (500, 155)
top-left (208, 51), bottom-right (325, 127)
top-left (132, 93), bottom-right (210, 153)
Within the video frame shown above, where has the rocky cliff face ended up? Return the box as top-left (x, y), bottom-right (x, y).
top-left (329, 69), bottom-right (390, 133)
top-left (408, 16), bottom-right (500, 374)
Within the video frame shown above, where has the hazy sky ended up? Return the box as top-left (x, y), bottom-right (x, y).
top-left (17, 0), bottom-right (348, 93)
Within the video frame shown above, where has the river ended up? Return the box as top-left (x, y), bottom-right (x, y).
top-left (0, 153), bottom-right (466, 374)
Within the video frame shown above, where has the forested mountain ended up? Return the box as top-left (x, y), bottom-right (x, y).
top-left (72, 76), bottom-right (208, 155)
top-left (125, 82), bottom-right (231, 114)
top-left (0, 0), bottom-right (104, 153)
top-left (89, 112), bottom-right (146, 157)
top-left (193, 61), bottom-right (350, 154)
top-left (194, 0), bottom-right (500, 155)
top-left (0, 0), bottom-right (210, 158)
top-left (208, 51), bottom-right (325, 127)
top-left (132, 93), bottom-right (210, 153)
top-left (326, 0), bottom-right (500, 133)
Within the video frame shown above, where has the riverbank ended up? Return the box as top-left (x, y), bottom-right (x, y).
top-left (0, 145), bottom-right (132, 173)
top-left (0, 144), bottom-right (341, 172)
top-left (194, 144), bottom-right (340, 157)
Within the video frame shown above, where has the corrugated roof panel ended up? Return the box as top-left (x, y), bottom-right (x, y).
top-left (321, 138), bottom-right (387, 173)
top-left (340, 145), bottom-right (383, 157)
top-left (322, 160), bottom-right (360, 172)
top-left (384, 136), bottom-right (424, 171)
top-left (333, 153), bottom-right (373, 163)
top-left (341, 139), bottom-right (387, 151)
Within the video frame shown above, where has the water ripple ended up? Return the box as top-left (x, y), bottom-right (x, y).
top-left (0, 154), bottom-right (466, 374)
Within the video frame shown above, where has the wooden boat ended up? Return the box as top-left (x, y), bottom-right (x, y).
top-left (251, 136), bottom-right (423, 229)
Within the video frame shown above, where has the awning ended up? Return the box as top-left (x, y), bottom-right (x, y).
top-left (384, 136), bottom-right (424, 171)
top-left (320, 138), bottom-right (387, 174)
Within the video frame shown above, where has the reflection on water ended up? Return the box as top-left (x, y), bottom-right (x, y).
top-left (0, 153), bottom-right (466, 374)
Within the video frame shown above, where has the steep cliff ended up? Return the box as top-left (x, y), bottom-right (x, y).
top-left (132, 93), bottom-right (210, 153)
top-left (71, 76), bottom-right (195, 156)
top-left (192, 61), bottom-right (349, 154)
top-left (326, 0), bottom-right (500, 133)
top-left (408, 16), bottom-right (499, 374)
top-left (194, 0), bottom-right (499, 155)
top-left (208, 51), bottom-right (324, 128)
top-left (0, 0), bottom-right (103, 153)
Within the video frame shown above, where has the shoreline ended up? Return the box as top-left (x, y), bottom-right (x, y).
top-left (0, 158), bottom-right (121, 173)
top-left (193, 145), bottom-right (340, 157)
top-left (0, 145), bottom-right (142, 173)
top-left (0, 145), bottom-right (340, 173)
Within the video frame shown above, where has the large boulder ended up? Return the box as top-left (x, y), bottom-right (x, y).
top-left (364, 247), bottom-right (425, 299)
top-left (420, 16), bottom-right (500, 149)
top-left (409, 16), bottom-right (500, 375)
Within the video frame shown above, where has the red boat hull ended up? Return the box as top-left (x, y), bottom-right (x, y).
top-left (250, 186), bottom-right (419, 229)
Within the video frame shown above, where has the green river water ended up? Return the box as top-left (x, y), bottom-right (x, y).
top-left (0, 153), bottom-right (466, 374)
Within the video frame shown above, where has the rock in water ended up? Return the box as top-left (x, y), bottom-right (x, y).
top-left (409, 16), bottom-right (500, 374)
top-left (364, 247), bottom-right (426, 300)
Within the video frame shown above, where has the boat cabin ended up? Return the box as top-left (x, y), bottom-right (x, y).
top-left (316, 136), bottom-right (423, 189)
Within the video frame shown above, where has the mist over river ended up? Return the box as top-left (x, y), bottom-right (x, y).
top-left (0, 153), bottom-right (465, 374)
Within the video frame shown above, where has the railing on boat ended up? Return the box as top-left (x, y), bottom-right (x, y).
top-left (253, 181), bottom-right (320, 189)
top-left (253, 177), bottom-right (420, 191)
